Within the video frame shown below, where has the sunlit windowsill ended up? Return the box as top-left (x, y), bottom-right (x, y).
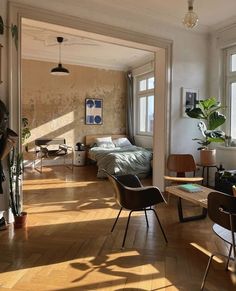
top-left (217, 145), bottom-right (236, 151)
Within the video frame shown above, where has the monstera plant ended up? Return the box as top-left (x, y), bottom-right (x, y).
top-left (186, 97), bottom-right (226, 165)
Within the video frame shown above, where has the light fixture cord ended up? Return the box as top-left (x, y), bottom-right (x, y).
top-left (188, 0), bottom-right (194, 11)
top-left (59, 42), bottom-right (62, 64)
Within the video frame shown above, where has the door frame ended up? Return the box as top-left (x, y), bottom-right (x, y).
top-left (8, 2), bottom-right (172, 190)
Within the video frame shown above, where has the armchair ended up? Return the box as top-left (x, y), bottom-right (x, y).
top-left (104, 170), bottom-right (168, 248)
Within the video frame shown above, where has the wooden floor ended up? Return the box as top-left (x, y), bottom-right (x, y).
top-left (0, 165), bottom-right (235, 291)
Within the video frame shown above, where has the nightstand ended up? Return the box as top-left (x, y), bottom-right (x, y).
top-left (74, 151), bottom-right (86, 166)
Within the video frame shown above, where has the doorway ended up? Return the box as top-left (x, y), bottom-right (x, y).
top-left (8, 2), bottom-right (172, 190)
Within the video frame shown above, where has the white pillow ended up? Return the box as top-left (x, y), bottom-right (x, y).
top-left (96, 136), bottom-right (115, 148)
top-left (113, 137), bottom-right (132, 147)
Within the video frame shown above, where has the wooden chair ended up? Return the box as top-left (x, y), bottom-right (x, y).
top-left (104, 170), bottom-right (168, 248)
top-left (164, 154), bottom-right (203, 183)
top-left (164, 154), bottom-right (205, 222)
top-left (201, 192), bottom-right (236, 290)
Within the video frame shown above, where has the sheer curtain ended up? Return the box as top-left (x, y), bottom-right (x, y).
top-left (126, 72), bottom-right (135, 144)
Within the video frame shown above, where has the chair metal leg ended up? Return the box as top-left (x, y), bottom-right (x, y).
top-left (151, 208), bottom-right (168, 243)
top-left (201, 254), bottom-right (214, 291)
top-left (226, 244), bottom-right (233, 271)
top-left (122, 210), bottom-right (133, 249)
top-left (111, 207), bottom-right (122, 232)
top-left (144, 209), bottom-right (149, 228)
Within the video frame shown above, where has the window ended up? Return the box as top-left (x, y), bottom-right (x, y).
top-left (135, 73), bottom-right (155, 135)
top-left (225, 47), bottom-right (236, 140)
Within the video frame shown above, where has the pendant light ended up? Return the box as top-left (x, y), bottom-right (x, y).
top-left (182, 0), bottom-right (199, 29)
top-left (51, 37), bottom-right (70, 76)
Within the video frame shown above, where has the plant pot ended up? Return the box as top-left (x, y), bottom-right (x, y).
top-left (200, 149), bottom-right (216, 166)
top-left (14, 212), bottom-right (27, 229)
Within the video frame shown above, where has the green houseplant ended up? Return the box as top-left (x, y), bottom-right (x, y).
top-left (8, 118), bottom-right (31, 227)
top-left (186, 97), bottom-right (226, 165)
top-left (22, 117), bottom-right (31, 152)
top-left (0, 100), bottom-right (27, 228)
top-left (8, 148), bottom-right (24, 217)
top-left (7, 132), bottom-right (27, 228)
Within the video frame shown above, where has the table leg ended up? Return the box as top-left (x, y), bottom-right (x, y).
top-left (206, 167), bottom-right (209, 186)
top-left (177, 197), bottom-right (208, 223)
top-left (202, 167), bottom-right (205, 185)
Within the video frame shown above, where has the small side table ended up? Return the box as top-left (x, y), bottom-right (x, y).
top-left (198, 164), bottom-right (218, 186)
top-left (74, 150), bottom-right (86, 166)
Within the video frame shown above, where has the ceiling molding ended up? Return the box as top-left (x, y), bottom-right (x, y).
top-left (22, 19), bottom-right (154, 71)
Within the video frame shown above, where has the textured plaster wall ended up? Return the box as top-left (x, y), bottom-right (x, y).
top-left (22, 59), bottom-right (127, 149)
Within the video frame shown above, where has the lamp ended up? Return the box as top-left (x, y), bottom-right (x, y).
top-left (182, 0), bottom-right (199, 29)
top-left (51, 37), bottom-right (70, 76)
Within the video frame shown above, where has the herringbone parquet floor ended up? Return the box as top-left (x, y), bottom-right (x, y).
top-left (0, 165), bottom-right (235, 291)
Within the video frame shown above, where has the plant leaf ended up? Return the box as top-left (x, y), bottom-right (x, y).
top-left (11, 24), bottom-right (18, 50)
top-left (208, 111), bottom-right (226, 130)
top-left (186, 107), bottom-right (205, 119)
top-left (200, 97), bottom-right (218, 110)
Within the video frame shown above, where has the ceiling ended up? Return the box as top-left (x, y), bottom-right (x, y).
top-left (22, 19), bottom-right (154, 71)
top-left (21, 0), bottom-right (236, 70)
top-left (16, 0), bottom-right (236, 33)
top-left (66, 0), bottom-right (236, 31)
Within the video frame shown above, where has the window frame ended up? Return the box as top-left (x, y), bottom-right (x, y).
top-left (225, 46), bottom-right (236, 140)
top-left (135, 72), bottom-right (155, 136)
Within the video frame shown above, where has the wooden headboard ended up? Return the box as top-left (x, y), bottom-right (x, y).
top-left (85, 134), bottom-right (127, 146)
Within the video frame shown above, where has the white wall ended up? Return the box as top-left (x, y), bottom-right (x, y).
top-left (0, 0), bottom-right (9, 214)
top-left (4, 1), bottom-right (209, 158)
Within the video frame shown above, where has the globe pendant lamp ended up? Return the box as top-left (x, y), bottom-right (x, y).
top-left (182, 0), bottom-right (199, 29)
top-left (51, 37), bottom-right (70, 76)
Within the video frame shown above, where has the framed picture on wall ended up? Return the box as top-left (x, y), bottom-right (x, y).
top-left (182, 88), bottom-right (199, 117)
top-left (85, 98), bottom-right (103, 125)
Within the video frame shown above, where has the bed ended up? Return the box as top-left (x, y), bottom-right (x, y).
top-left (85, 134), bottom-right (152, 178)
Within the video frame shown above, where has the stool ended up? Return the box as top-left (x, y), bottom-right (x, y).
top-left (198, 164), bottom-right (218, 186)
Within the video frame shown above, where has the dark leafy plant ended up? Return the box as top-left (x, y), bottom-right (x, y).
top-left (8, 148), bottom-right (23, 217)
top-left (22, 117), bottom-right (31, 145)
top-left (0, 16), bottom-right (18, 50)
top-left (186, 97), bottom-right (226, 149)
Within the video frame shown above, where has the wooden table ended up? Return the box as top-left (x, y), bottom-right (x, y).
top-left (165, 185), bottom-right (213, 222)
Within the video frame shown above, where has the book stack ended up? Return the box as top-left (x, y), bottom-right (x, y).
top-left (178, 184), bottom-right (202, 193)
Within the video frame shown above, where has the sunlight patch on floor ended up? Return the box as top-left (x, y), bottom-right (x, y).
top-left (190, 242), bottom-right (224, 263)
top-left (23, 180), bottom-right (98, 191)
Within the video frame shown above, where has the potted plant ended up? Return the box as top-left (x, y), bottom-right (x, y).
top-left (8, 146), bottom-right (26, 228)
top-left (186, 97), bottom-right (226, 165)
top-left (22, 117), bottom-right (31, 152)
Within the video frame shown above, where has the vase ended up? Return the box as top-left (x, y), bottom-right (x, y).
top-left (14, 212), bottom-right (27, 229)
top-left (200, 149), bottom-right (216, 166)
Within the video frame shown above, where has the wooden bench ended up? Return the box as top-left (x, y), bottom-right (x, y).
top-left (34, 138), bottom-right (73, 172)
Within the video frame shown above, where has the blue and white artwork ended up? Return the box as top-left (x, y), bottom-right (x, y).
top-left (85, 98), bottom-right (103, 125)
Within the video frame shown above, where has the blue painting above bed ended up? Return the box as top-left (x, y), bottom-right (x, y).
top-left (85, 98), bottom-right (103, 125)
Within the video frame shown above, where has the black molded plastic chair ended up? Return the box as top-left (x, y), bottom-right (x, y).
top-left (201, 192), bottom-right (236, 290)
top-left (104, 170), bottom-right (168, 248)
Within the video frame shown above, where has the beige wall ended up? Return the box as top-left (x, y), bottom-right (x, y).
top-left (22, 59), bottom-right (127, 149)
